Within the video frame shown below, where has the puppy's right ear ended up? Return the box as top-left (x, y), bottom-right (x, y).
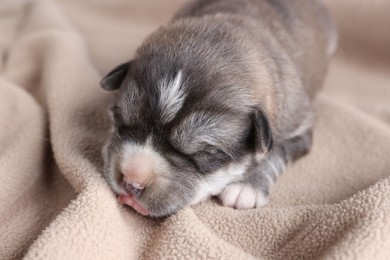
top-left (100, 62), bottom-right (130, 91)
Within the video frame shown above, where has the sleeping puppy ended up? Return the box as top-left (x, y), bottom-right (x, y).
top-left (100, 0), bottom-right (337, 217)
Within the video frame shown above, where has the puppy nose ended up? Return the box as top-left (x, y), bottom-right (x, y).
top-left (122, 155), bottom-right (154, 195)
top-left (123, 180), bottom-right (144, 197)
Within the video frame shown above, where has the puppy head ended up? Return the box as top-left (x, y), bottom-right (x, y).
top-left (100, 59), bottom-right (272, 217)
top-left (100, 23), bottom-right (272, 217)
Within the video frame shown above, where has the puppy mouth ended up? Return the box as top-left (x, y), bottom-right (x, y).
top-left (118, 194), bottom-right (149, 216)
top-left (118, 180), bottom-right (150, 216)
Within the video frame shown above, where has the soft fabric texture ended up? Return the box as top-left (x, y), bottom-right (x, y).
top-left (0, 0), bottom-right (389, 259)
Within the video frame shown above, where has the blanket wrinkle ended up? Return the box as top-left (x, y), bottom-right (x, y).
top-left (0, 0), bottom-right (389, 259)
top-left (142, 208), bottom-right (257, 260)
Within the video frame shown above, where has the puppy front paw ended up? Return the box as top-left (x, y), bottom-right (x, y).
top-left (218, 183), bottom-right (269, 209)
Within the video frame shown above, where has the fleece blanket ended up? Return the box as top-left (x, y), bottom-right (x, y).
top-left (1, 0), bottom-right (390, 259)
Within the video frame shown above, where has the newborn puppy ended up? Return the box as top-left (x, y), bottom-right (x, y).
top-left (100, 0), bottom-right (336, 217)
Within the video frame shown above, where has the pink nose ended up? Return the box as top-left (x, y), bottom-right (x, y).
top-left (122, 155), bottom-right (154, 194)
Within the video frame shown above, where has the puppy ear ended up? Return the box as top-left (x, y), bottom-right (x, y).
top-left (100, 62), bottom-right (130, 91)
top-left (252, 108), bottom-right (273, 154)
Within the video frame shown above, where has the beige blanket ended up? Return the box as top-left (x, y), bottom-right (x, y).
top-left (1, 0), bottom-right (390, 259)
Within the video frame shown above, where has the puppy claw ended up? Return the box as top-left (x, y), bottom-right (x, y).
top-left (218, 183), bottom-right (269, 209)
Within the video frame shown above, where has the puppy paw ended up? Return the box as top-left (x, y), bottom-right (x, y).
top-left (218, 183), bottom-right (269, 209)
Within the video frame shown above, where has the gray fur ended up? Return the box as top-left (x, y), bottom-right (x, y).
top-left (100, 0), bottom-right (336, 216)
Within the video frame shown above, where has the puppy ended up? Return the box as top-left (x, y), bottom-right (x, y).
top-left (100, 0), bottom-right (337, 217)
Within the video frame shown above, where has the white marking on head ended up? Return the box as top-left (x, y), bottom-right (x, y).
top-left (159, 70), bottom-right (186, 123)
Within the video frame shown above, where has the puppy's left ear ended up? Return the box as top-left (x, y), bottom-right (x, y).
top-left (251, 108), bottom-right (273, 154)
top-left (100, 62), bottom-right (130, 91)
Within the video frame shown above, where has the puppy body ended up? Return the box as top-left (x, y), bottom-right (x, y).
top-left (101, 0), bottom-right (336, 216)
top-left (176, 0), bottom-right (336, 134)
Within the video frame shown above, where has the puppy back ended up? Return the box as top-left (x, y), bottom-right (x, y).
top-left (174, 0), bottom-right (336, 99)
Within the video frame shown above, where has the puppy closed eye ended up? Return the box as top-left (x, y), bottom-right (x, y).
top-left (116, 125), bottom-right (130, 136)
top-left (192, 147), bottom-right (231, 174)
top-left (116, 125), bottom-right (146, 140)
